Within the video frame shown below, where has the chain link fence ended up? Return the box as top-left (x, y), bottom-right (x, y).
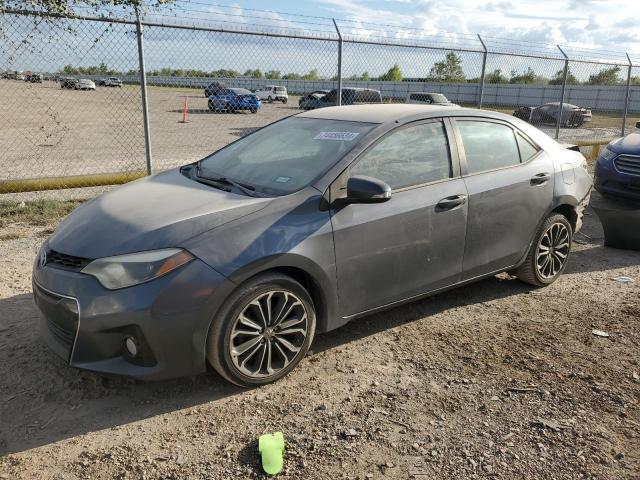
top-left (1, 8), bottom-right (639, 194)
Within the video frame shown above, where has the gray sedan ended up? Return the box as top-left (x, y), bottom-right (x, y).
top-left (33, 105), bottom-right (592, 386)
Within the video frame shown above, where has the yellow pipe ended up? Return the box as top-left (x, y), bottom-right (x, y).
top-left (0, 171), bottom-right (147, 194)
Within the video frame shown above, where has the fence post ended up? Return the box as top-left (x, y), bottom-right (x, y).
top-left (556, 45), bottom-right (569, 140)
top-left (622, 53), bottom-right (632, 136)
top-left (333, 18), bottom-right (343, 106)
top-left (477, 34), bottom-right (487, 109)
top-left (135, 7), bottom-right (153, 175)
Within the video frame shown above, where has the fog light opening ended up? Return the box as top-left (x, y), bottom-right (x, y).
top-left (124, 336), bottom-right (138, 357)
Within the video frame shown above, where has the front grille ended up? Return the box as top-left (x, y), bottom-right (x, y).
top-left (614, 155), bottom-right (640, 176)
top-left (46, 249), bottom-right (91, 272)
top-left (33, 283), bottom-right (79, 353)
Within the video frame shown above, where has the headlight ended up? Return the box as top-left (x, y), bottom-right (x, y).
top-left (599, 147), bottom-right (617, 163)
top-left (81, 248), bottom-right (194, 290)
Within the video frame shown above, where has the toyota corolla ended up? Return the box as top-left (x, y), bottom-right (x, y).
top-left (33, 105), bottom-right (592, 387)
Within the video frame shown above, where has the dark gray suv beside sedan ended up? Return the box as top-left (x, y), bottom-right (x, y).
top-left (33, 105), bottom-right (592, 386)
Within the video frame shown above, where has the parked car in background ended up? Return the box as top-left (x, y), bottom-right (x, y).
top-left (303, 88), bottom-right (382, 110)
top-left (59, 77), bottom-right (79, 89)
top-left (513, 102), bottom-right (592, 128)
top-left (76, 79), bottom-right (96, 90)
top-left (98, 77), bottom-right (123, 87)
top-left (406, 92), bottom-right (459, 107)
top-left (204, 81), bottom-right (226, 98)
top-left (33, 104), bottom-right (591, 386)
top-left (299, 90), bottom-right (329, 110)
top-left (15, 72), bottom-right (26, 81)
top-left (26, 73), bottom-right (43, 83)
top-left (208, 88), bottom-right (261, 113)
top-left (595, 125), bottom-right (640, 202)
top-left (254, 85), bottom-right (288, 103)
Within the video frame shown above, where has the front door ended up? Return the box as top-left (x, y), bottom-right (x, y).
top-left (330, 120), bottom-right (468, 317)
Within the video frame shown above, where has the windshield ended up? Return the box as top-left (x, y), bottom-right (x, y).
top-left (198, 117), bottom-right (376, 196)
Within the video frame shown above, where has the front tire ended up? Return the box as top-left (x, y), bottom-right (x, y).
top-left (206, 273), bottom-right (316, 387)
top-left (515, 214), bottom-right (572, 287)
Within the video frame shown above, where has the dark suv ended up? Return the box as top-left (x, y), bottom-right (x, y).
top-left (594, 124), bottom-right (640, 202)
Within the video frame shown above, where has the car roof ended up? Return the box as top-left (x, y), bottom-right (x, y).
top-left (298, 104), bottom-right (475, 123)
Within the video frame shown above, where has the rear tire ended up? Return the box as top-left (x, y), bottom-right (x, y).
top-left (515, 214), bottom-right (572, 287)
top-left (282, 98), bottom-right (288, 104)
top-left (206, 273), bottom-right (316, 387)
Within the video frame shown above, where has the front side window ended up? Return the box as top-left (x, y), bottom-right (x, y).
top-left (351, 121), bottom-right (451, 190)
top-left (324, 91), bottom-right (337, 102)
top-left (198, 117), bottom-right (376, 196)
top-left (457, 121), bottom-right (521, 174)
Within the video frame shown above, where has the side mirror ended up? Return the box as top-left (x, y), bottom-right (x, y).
top-left (635, 121), bottom-right (640, 129)
top-left (345, 175), bottom-right (391, 204)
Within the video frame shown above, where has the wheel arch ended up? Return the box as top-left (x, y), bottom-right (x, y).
top-left (224, 254), bottom-right (337, 335)
top-left (551, 203), bottom-right (579, 231)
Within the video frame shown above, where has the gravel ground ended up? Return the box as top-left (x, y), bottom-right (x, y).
top-left (0, 201), bottom-right (639, 479)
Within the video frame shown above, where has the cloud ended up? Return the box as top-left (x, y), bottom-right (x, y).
top-left (482, 1), bottom-right (515, 12)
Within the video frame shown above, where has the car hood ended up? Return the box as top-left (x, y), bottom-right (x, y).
top-left (609, 133), bottom-right (640, 155)
top-left (49, 169), bottom-right (270, 259)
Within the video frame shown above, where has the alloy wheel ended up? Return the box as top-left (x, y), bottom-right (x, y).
top-left (536, 222), bottom-right (570, 279)
top-left (229, 290), bottom-right (308, 378)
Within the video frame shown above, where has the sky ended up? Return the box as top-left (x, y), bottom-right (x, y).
top-left (2, 0), bottom-right (639, 78)
top-left (212, 0), bottom-right (639, 57)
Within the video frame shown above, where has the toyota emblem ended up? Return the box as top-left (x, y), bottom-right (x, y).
top-left (39, 250), bottom-right (47, 268)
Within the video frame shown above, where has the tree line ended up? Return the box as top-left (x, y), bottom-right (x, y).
top-left (59, 53), bottom-right (640, 86)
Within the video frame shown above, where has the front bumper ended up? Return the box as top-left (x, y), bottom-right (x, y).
top-left (32, 256), bottom-right (235, 380)
top-left (594, 161), bottom-right (640, 202)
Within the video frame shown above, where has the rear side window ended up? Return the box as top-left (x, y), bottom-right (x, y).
top-left (457, 121), bottom-right (521, 174)
top-left (351, 121), bottom-right (451, 190)
top-left (516, 132), bottom-right (539, 161)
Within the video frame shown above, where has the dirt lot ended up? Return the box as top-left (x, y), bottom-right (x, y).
top-left (0, 79), bottom-right (304, 181)
top-left (0, 79), bottom-right (633, 186)
top-left (0, 197), bottom-right (639, 479)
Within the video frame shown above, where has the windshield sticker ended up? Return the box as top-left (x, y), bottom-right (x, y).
top-left (275, 176), bottom-right (291, 183)
top-left (314, 131), bottom-right (360, 141)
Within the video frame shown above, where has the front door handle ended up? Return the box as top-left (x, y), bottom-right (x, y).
top-left (436, 194), bottom-right (467, 211)
top-left (531, 172), bottom-right (551, 185)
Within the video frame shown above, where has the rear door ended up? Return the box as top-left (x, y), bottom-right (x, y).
top-left (330, 119), bottom-right (468, 317)
top-left (452, 118), bottom-right (554, 280)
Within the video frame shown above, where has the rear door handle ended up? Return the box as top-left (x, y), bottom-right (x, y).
top-left (531, 172), bottom-right (551, 185)
top-left (436, 194), bottom-right (467, 211)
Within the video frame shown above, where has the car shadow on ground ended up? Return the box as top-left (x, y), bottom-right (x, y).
top-left (1, 241), bottom-right (638, 456)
